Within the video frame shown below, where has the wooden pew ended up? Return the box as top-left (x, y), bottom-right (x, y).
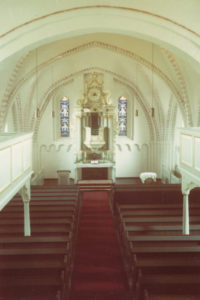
top-left (0, 256), bottom-right (66, 270)
top-left (118, 202), bottom-right (200, 210)
top-left (116, 192), bottom-right (200, 300)
top-left (124, 224), bottom-right (200, 232)
top-left (11, 196), bottom-right (78, 202)
top-left (8, 198), bottom-right (77, 204)
top-left (0, 210), bottom-right (75, 217)
top-left (0, 234), bottom-right (72, 299)
top-left (136, 270), bottom-right (200, 300)
top-left (128, 234), bottom-right (200, 241)
top-left (0, 217), bottom-right (74, 225)
top-left (143, 288), bottom-right (200, 300)
top-left (133, 252), bottom-right (200, 273)
top-left (121, 216), bottom-right (200, 223)
top-left (129, 243), bottom-right (200, 299)
top-left (0, 235), bottom-right (71, 245)
top-left (0, 223), bottom-right (72, 236)
top-left (0, 185), bottom-right (80, 300)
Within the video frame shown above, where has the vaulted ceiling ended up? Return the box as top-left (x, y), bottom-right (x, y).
top-left (1, 1), bottom-right (200, 135)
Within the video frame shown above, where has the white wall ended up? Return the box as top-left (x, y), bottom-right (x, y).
top-left (37, 72), bottom-right (154, 179)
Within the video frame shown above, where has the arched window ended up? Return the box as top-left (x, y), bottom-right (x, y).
top-left (60, 97), bottom-right (70, 137)
top-left (118, 96), bottom-right (127, 136)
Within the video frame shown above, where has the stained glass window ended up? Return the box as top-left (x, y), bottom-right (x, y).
top-left (118, 96), bottom-right (127, 136)
top-left (60, 97), bottom-right (70, 137)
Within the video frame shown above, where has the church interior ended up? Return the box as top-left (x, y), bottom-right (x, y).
top-left (1, 1), bottom-right (200, 299)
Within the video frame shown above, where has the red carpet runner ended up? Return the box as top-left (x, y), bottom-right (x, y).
top-left (70, 191), bottom-right (128, 300)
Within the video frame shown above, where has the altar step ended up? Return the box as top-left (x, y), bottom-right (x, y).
top-left (78, 180), bottom-right (113, 191)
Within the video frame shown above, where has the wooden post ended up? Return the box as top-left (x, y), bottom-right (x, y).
top-left (183, 193), bottom-right (189, 235)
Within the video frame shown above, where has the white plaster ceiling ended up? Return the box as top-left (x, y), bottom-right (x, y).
top-left (1, 1), bottom-right (200, 133)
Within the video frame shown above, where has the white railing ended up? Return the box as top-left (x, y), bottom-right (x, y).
top-left (180, 128), bottom-right (200, 186)
top-left (31, 169), bottom-right (44, 185)
top-left (0, 132), bottom-right (33, 235)
top-left (179, 127), bottom-right (200, 235)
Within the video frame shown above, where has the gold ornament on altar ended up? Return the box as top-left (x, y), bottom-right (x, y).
top-left (76, 72), bottom-right (116, 163)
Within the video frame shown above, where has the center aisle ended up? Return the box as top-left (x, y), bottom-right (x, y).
top-left (70, 191), bottom-right (128, 300)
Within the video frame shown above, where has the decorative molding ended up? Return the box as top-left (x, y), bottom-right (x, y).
top-left (181, 176), bottom-right (198, 195)
top-left (125, 144), bottom-right (132, 152)
top-left (0, 5), bottom-right (199, 41)
top-left (171, 102), bottom-right (178, 137)
top-left (113, 77), bottom-right (156, 140)
top-left (2, 41), bottom-right (188, 132)
top-left (161, 48), bottom-right (192, 126)
top-left (19, 178), bottom-right (31, 203)
top-left (40, 143), bottom-right (73, 153)
top-left (34, 66), bottom-right (155, 141)
top-left (165, 94), bottom-right (176, 140)
top-left (32, 78), bottom-right (74, 142)
top-left (139, 63), bottom-right (164, 140)
top-left (66, 144), bottom-right (72, 152)
top-left (0, 52), bottom-right (31, 130)
top-left (134, 144), bottom-right (142, 151)
top-left (115, 143), bottom-right (148, 152)
top-left (116, 144), bottom-right (122, 152)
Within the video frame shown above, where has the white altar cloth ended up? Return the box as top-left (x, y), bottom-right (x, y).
top-left (140, 172), bottom-right (157, 183)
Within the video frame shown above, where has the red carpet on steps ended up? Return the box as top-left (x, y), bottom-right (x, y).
top-left (70, 191), bottom-right (128, 300)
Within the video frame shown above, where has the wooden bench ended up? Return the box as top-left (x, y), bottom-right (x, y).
top-left (133, 253), bottom-right (200, 273)
top-left (116, 192), bottom-right (200, 300)
top-left (0, 256), bottom-right (67, 270)
top-left (143, 289), bottom-right (200, 300)
top-left (124, 224), bottom-right (200, 232)
top-left (0, 210), bottom-right (75, 218)
top-left (0, 185), bottom-right (80, 300)
top-left (0, 272), bottom-right (66, 300)
top-left (0, 235), bottom-right (71, 244)
top-left (7, 199), bottom-right (77, 206)
top-left (12, 195), bottom-right (78, 202)
top-left (121, 216), bottom-right (200, 223)
top-left (0, 223), bottom-right (72, 234)
top-left (2, 205), bottom-right (76, 212)
top-left (136, 270), bottom-right (200, 298)
top-left (118, 202), bottom-right (200, 209)
top-left (29, 192), bottom-right (78, 197)
top-left (128, 234), bottom-right (200, 242)
top-left (0, 216), bottom-right (74, 225)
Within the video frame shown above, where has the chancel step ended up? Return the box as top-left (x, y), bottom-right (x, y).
top-left (78, 180), bottom-right (113, 191)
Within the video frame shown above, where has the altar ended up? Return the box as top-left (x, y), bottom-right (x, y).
top-left (75, 163), bottom-right (115, 183)
top-left (74, 72), bottom-right (116, 184)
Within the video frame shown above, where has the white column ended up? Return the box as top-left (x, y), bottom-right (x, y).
top-left (19, 179), bottom-right (31, 236)
top-left (24, 201), bottom-right (31, 236)
top-left (183, 193), bottom-right (189, 235)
